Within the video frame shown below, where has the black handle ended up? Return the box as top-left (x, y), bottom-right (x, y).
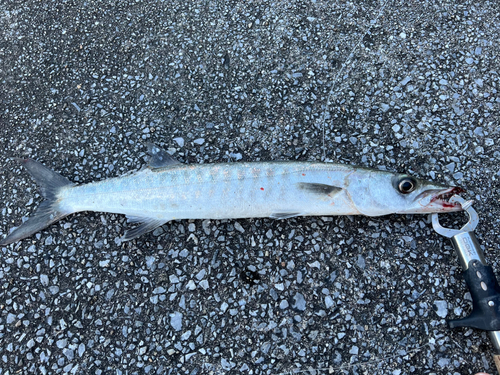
top-left (448, 260), bottom-right (500, 331)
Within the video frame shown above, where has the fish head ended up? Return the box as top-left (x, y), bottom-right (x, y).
top-left (347, 170), bottom-right (465, 216)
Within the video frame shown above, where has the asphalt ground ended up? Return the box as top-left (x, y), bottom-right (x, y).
top-left (1, 0), bottom-right (499, 374)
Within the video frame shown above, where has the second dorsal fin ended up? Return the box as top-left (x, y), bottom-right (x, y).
top-left (146, 142), bottom-right (181, 169)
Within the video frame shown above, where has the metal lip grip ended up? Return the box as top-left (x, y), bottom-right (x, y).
top-left (432, 195), bottom-right (500, 371)
top-left (432, 197), bottom-right (484, 270)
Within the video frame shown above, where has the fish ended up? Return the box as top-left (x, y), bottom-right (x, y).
top-left (0, 143), bottom-right (464, 245)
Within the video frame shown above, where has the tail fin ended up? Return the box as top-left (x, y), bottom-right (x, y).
top-left (0, 158), bottom-right (74, 246)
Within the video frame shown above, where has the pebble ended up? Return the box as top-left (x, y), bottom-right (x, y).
top-left (193, 138), bottom-right (205, 145)
top-left (325, 296), bottom-right (335, 309)
top-left (56, 339), bottom-right (67, 348)
top-left (63, 348), bottom-right (74, 361)
top-left (293, 293), bottom-right (306, 311)
top-left (357, 255), bottom-right (366, 269)
top-left (173, 137), bottom-right (184, 147)
top-left (170, 312), bottom-right (183, 331)
top-left (78, 343), bottom-right (85, 357)
top-left (233, 222), bottom-right (245, 233)
top-left (40, 274), bottom-right (49, 286)
top-left (434, 300), bottom-right (449, 318)
top-left (195, 269), bottom-right (206, 280)
top-left (6, 313), bottom-right (16, 324)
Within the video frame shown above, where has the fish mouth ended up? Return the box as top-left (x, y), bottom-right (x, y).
top-left (422, 186), bottom-right (466, 211)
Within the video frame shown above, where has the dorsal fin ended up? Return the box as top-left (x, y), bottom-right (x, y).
top-left (146, 142), bottom-right (181, 169)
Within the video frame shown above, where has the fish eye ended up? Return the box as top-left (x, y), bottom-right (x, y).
top-left (398, 177), bottom-right (417, 194)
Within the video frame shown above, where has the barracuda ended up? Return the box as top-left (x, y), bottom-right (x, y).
top-left (0, 143), bottom-right (464, 245)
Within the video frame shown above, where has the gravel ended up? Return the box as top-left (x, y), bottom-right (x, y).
top-left (1, 0), bottom-right (500, 374)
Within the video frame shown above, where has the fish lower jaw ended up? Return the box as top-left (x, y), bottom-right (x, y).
top-left (427, 187), bottom-right (466, 211)
top-left (433, 200), bottom-right (463, 211)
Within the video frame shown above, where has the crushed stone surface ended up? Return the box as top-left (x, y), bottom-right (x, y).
top-left (1, 0), bottom-right (499, 374)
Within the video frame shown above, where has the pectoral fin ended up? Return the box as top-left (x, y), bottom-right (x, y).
top-left (297, 182), bottom-right (342, 196)
top-left (122, 216), bottom-right (167, 241)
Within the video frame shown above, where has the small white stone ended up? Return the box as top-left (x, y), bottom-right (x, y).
top-left (173, 137), bottom-right (184, 147)
top-left (40, 274), bottom-right (49, 286)
top-left (434, 300), bottom-right (448, 318)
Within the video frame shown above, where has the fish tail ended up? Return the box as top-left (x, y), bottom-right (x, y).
top-left (0, 158), bottom-right (74, 246)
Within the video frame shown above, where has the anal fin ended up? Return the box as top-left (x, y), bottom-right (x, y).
top-left (122, 217), bottom-right (167, 241)
top-left (126, 215), bottom-right (148, 224)
top-left (270, 212), bottom-right (303, 220)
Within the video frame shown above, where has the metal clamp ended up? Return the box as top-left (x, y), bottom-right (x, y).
top-left (431, 195), bottom-right (500, 370)
top-left (431, 195), bottom-right (477, 236)
top-left (432, 195), bottom-right (485, 270)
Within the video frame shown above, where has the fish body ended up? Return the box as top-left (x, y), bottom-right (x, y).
top-left (61, 161), bottom-right (356, 220)
top-left (0, 143), bottom-right (463, 245)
